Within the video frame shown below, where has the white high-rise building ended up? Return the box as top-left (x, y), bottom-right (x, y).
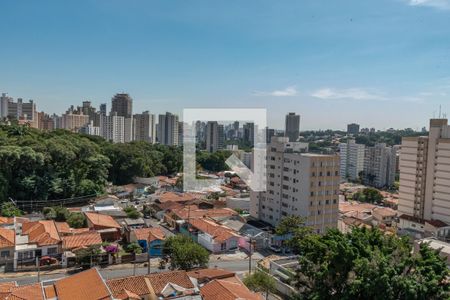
top-left (124, 117), bottom-right (135, 143)
top-left (206, 121), bottom-right (224, 152)
top-left (100, 113), bottom-right (125, 143)
top-left (398, 119), bottom-right (450, 224)
top-left (363, 143), bottom-right (397, 188)
top-left (157, 112), bottom-right (179, 146)
top-left (339, 139), bottom-right (365, 181)
top-left (79, 120), bottom-right (101, 136)
top-left (250, 137), bottom-right (340, 233)
top-left (134, 111), bottom-right (156, 143)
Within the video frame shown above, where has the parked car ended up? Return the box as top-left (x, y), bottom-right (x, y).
top-left (269, 245), bottom-right (282, 253)
top-left (40, 256), bottom-right (58, 266)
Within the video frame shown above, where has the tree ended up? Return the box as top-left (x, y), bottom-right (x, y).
top-left (243, 270), bottom-right (277, 299)
top-left (124, 206), bottom-right (141, 219)
top-left (163, 235), bottom-right (209, 270)
top-left (0, 202), bottom-right (22, 217)
top-left (353, 188), bottom-right (383, 204)
top-left (275, 216), bottom-right (312, 253)
top-left (291, 227), bottom-right (449, 299)
top-left (67, 212), bottom-right (87, 228)
top-left (126, 242), bottom-right (143, 254)
top-left (74, 245), bottom-right (102, 268)
top-left (43, 206), bottom-right (70, 221)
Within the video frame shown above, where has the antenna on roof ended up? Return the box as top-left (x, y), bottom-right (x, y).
top-left (439, 105), bottom-right (442, 119)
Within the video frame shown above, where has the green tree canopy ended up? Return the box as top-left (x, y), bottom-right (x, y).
top-left (67, 212), bottom-right (87, 228)
top-left (0, 202), bottom-right (22, 217)
top-left (163, 235), bottom-right (209, 270)
top-left (243, 270), bottom-right (277, 299)
top-left (292, 227), bottom-right (449, 300)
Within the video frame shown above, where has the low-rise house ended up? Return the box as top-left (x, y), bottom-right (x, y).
top-left (164, 205), bottom-right (237, 230)
top-left (106, 270), bottom-right (198, 300)
top-left (218, 218), bottom-right (270, 250)
top-left (62, 231), bottom-right (103, 252)
top-left (52, 267), bottom-right (113, 300)
top-left (14, 220), bottom-right (62, 269)
top-left (158, 192), bottom-right (197, 205)
top-left (85, 212), bottom-right (122, 242)
top-left (187, 268), bottom-right (235, 284)
top-left (372, 207), bottom-right (397, 226)
top-left (200, 276), bottom-right (263, 300)
top-left (188, 219), bottom-right (242, 253)
top-left (130, 227), bottom-right (166, 256)
top-left (0, 228), bottom-right (15, 262)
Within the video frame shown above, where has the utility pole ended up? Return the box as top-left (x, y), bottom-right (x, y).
top-left (147, 250), bottom-right (151, 275)
top-left (36, 257), bottom-right (40, 283)
top-left (248, 238), bottom-right (253, 274)
top-left (133, 260), bottom-right (136, 276)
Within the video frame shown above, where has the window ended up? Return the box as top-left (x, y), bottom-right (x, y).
top-left (47, 247), bottom-right (58, 255)
top-left (221, 243), bottom-right (227, 250)
top-left (0, 251), bottom-right (9, 258)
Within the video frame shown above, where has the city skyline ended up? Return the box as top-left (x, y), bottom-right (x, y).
top-left (2, 1), bottom-right (450, 130)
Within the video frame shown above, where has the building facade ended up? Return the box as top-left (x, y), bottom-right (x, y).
top-left (157, 112), bottom-right (179, 146)
top-left (347, 123), bottom-right (360, 135)
top-left (206, 121), bottom-right (224, 152)
top-left (363, 143), bottom-right (397, 188)
top-left (339, 139), bottom-right (365, 181)
top-left (398, 118), bottom-right (450, 224)
top-left (134, 111), bottom-right (156, 143)
top-left (111, 93), bottom-right (133, 118)
top-left (285, 112), bottom-right (300, 142)
top-left (250, 137), bottom-right (340, 233)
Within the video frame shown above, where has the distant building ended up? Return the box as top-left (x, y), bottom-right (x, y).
top-left (285, 112), bottom-right (300, 142)
top-left (398, 118), bottom-right (450, 224)
top-left (250, 137), bottom-right (339, 233)
top-left (339, 139), bottom-right (365, 181)
top-left (100, 113), bottom-right (125, 143)
top-left (206, 121), bottom-right (224, 152)
top-left (243, 122), bottom-right (255, 147)
top-left (79, 120), bottom-right (101, 136)
top-left (37, 111), bottom-right (55, 131)
top-left (99, 103), bottom-right (107, 115)
top-left (363, 143), bottom-right (396, 188)
top-left (0, 93), bottom-right (12, 118)
top-left (134, 111), bottom-right (156, 143)
top-left (57, 106), bottom-right (89, 132)
top-left (158, 112), bottom-right (179, 146)
top-left (347, 123), bottom-right (360, 135)
top-left (265, 127), bottom-right (275, 143)
top-left (111, 93), bottom-right (133, 118)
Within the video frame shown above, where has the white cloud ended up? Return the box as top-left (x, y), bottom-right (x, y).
top-left (253, 86), bottom-right (298, 97)
top-left (407, 0), bottom-right (450, 10)
top-left (311, 88), bottom-right (387, 101)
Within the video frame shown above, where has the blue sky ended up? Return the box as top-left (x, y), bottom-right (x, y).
top-left (1, 0), bottom-right (450, 130)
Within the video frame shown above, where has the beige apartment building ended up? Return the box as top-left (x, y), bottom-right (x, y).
top-left (250, 137), bottom-right (340, 233)
top-left (398, 119), bottom-right (450, 224)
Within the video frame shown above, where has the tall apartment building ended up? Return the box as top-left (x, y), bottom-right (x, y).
top-left (0, 93), bottom-right (12, 118)
top-left (339, 139), bottom-right (365, 181)
top-left (285, 112), bottom-right (300, 142)
top-left (205, 121), bottom-right (225, 152)
top-left (57, 106), bottom-right (89, 132)
top-left (363, 143), bottom-right (397, 188)
top-left (158, 112), bottom-right (179, 146)
top-left (100, 113), bottom-right (125, 143)
top-left (243, 122), bottom-right (255, 147)
top-left (134, 111), bottom-right (156, 143)
top-left (124, 117), bottom-right (135, 143)
top-left (37, 112), bottom-right (55, 131)
top-left (347, 123), bottom-right (360, 135)
top-left (250, 137), bottom-right (340, 233)
top-left (5, 98), bottom-right (36, 122)
top-left (99, 103), bottom-right (107, 116)
top-left (398, 119), bottom-right (450, 224)
top-left (111, 93), bottom-right (133, 118)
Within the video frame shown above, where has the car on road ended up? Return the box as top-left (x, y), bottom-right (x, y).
top-left (269, 245), bottom-right (282, 253)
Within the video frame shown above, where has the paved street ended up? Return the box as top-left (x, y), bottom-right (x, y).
top-left (0, 258), bottom-right (260, 285)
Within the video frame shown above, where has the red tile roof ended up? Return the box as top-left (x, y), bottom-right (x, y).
top-left (106, 276), bottom-right (152, 298)
top-left (146, 271), bottom-right (195, 295)
top-left (187, 268), bottom-right (235, 282)
top-left (133, 228), bottom-right (165, 242)
top-left (200, 278), bottom-right (263, 300)
top-left (0, 217), bottom-right (14, 225)
top-left (0, 228), bottom-right (15, 249)
top-left (189, 219), bottom-right (240, 242)
top-left (62, 231), bottom-right (103, 251)
top-left (21, 220), bottom-right (61, 246)
top-left (171, 206), bottom-right (237, 220)
top-left (85, 212), bottom-right (121, 229)
top-left (159, 192), bottom-right (197, 204)
top-left (54, 268), bottom-right (112, 300)
top-left (6, 283), bottom-right (44, 300)
top-left (55, 222), bottom-right (72, 234)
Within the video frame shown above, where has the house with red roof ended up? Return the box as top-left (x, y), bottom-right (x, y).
top-left (85, 212), bottom-right (122, 242)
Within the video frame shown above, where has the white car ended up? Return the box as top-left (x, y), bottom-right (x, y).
top-left (269, 245), bottom-right (282, 253)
